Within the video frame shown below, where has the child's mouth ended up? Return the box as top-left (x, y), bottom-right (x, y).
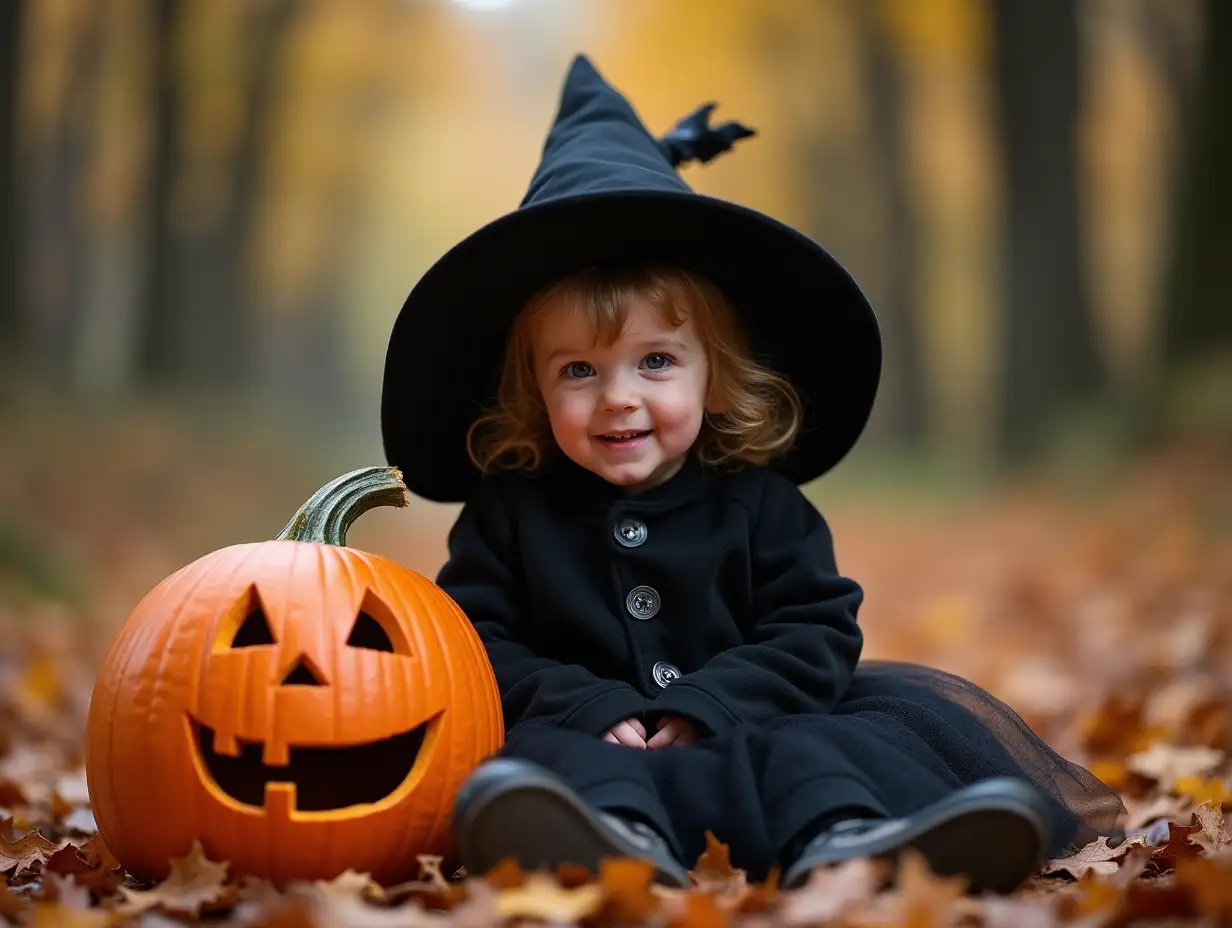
top-left (596, 429), bottom-right (652, 447)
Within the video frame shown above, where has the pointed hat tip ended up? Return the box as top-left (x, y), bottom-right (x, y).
top-left (566, 52), bottom-right (601, 79)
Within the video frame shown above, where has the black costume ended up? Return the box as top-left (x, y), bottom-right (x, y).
top-left (433, 455), bottom-right (1121, 878)
top-left (380, 54), bottom-right (1125, 884)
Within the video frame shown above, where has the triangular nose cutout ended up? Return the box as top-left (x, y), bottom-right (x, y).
top-left (281, 656), bottom-right (326, 686)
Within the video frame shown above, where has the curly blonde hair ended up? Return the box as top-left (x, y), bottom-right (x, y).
top-left (465, 264), bottom-right (802, 475)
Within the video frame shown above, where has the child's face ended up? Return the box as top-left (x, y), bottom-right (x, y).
top-left (532, 296), bottom-right (709, 494)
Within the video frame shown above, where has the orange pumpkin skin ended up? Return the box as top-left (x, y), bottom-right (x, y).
top-left (84, 470), bottom-right (503, 885)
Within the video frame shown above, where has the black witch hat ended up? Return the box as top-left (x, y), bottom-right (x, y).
top-left (380, 54), bottom-right (881, 503)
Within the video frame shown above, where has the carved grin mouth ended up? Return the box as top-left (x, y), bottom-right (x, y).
top-left (192, 717), bottom-right (432, 811)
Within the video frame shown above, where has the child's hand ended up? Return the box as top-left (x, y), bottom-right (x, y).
top-left (646, 715), bottom-right (699, 749)
top-left (603, 717), bottom-right (648, 748)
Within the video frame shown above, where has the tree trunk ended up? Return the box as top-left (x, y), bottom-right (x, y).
top-left (0, 0), bottom-right (21, 360)
top-left (1161, 0), bottom-right (1232, 360)
top-left (853, 0), bottom-right (924, 448)
top-left (139, 0), bottom-right (179, 385)
top-left (141, 0), bottom-right (297, 389)
top-left (992, 0), bottom-right (1104, 456)
top-left (21, 3), bottom-right (102, 378)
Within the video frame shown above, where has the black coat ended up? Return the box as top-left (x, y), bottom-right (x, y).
top-left (434, 454), bottom-right (865, 738)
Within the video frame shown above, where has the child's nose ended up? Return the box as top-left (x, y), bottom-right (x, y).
top-left (600, 372), bottom-right (639, 411)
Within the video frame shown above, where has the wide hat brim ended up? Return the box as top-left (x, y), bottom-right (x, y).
top-left (380, 187), bottom-right (881, 503)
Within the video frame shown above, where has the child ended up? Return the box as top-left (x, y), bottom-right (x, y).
top-left (380, 55), bottom-right (1124, 892)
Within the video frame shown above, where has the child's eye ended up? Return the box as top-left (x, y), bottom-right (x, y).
top-left (562, 361), bottom-right (594, 379)
top-left (641, 353), bottom-right (674, 371)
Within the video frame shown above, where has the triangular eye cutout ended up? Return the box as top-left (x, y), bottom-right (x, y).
top-left (346, 611), bottom-right (394, 652)
top-left (232, 602), bottom-right (276, 648)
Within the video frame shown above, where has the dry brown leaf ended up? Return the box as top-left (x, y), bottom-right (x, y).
top-left (40, 873), bottom-right (91, 910)
top-left (778, 857), bottom-right (886, 926)
top-left (1041, 835), bottom-right (1144, 879)
top-left (689, 832), bottom-right (747, 900)
top-left (0, 782), bottom-right (28, 809)
top-left (72, 837), bottom-right (120, 875)
top-left (1125, 743), bottom-right (1224, 790)
top-left (116, 839), bottom-right (233, 917)
top-left (1175, 856), bottom-right (1232, 919)
top-left (240, 897), bottom-right (317, 928)
top-left (977, 893), bottom-right (1061, 928)
top-left (58, 809), bottom-right (96, 836)
top-left (311, 869), bottom-right (384, 903)
top-left (28, 900), bottom-right (114, 928)
top-left (1062, 869), bottom-right (1123, 923)
top-left (597, 857), bottom-right (659, 924)
top-left (477, 857), bottom-right (526, 889)
top-left (1174, 774), bottom-right (1232, 806)
top-left (885, 849), bottom-right (969, 927)
top-left (1149, 821), bottom-right (1204, 871)
top-left (0, 881), bottom-right (30, 922)
top-left (1189, 800), bottom-right (1232, 855)
top-left (1121, 792), bottom-right (1191, 830)
top-left (43, 844), bottom-right (124, 895)
top-left (669, 890), bottom-right (727, 928)
top-left (492, 872), bottom-right (603, 922)
top-left (0, 820), bottom-right (59, 874)
top-left (46, 793), bottom-right (72, 824)
top-left (690, 833), bottom-right (739, 882)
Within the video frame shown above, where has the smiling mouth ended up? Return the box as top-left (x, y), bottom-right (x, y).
top-left (192, 717), bottom-right (433, 811)
top-left (597, 430), bottom-right (651, 443)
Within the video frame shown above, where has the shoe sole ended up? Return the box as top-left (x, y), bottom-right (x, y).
top-left (454, 760), bottom-right (693, 887)
top-left (782, 778), bottom-right (1050, 894)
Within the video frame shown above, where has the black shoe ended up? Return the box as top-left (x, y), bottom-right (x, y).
top-left (780, 777), bottom-right (1051, 894)
top-left (453, 758), bottom-right (692, 887)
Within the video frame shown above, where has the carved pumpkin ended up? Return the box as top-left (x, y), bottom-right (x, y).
top-left (84, 467), bottom-right (503, 884)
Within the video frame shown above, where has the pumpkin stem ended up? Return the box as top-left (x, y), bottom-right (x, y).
top-left (275, 467), bottom-right (410, 547)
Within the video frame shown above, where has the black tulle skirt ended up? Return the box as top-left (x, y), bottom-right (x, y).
top-left (771, 659), bottom-right (1127, 857)
top-left (501, 659), bottom-right (1127, 874)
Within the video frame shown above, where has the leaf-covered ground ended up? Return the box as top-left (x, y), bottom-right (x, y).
top-left (1, 398), bottom-right (1231, 926)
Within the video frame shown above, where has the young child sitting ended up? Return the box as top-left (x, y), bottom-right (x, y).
top-left (379, 54), bottom-right (1125, 891)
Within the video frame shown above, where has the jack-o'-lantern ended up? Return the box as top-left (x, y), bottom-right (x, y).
top-left (84, 467), bottom-right (503, 884)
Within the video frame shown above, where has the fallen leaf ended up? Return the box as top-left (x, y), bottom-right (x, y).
top-left (1175, 856), bottom-right (1232, 919)
top-left (493, 873), bottom-right (603, 922)
top-left (0, 882), bottom-right (29, 922)
top-left (1188, 800), bottom-right (1232, 855)
top-left (1174, 775), bottom-right (1232, 806)
top-left (0, 820), bottom-right (59, 874)
top-left (72, 837), bottom-right (120, 874)
top-left (311, 869), bottom-right (384, 903)
top-left (0, 782), bottom-right (27, 809)
top-left (778, 857), bottom-right (886, 926)
top-left (670, 890), bottom-right (726, 928)
top-left (977, 893), bottom-right (1061, 928)
top-left (1041, 836), bottom-right (1143, 879)
top-left (597, 857), bottom-right (659, 924)
top-left (59, 809), bottom-right (96, 836)
top-left (40, 873), bottom-right (91, 910)
top-left (116, 839), bottom-right (233, 917)
top-left (478, 857), bottom-right (526, 890)
top-left (887, 849), bottom-right (969, 927)
top-left (29, 901), bottom-right (113, 928)
top-left (690, 832), bottom-right (746, 899)
top-left (1125, 743), bottom-right (1223, 791)
top-left (1149, 821), bottom-right (1204, 871)
top-left (238, 897), bottom-right (316, 928)
top-left (46, 793), bottom-right (72, 824)
top-left (44, 844), bottom-right (124, 894)
top-left (1121, 792), bottom-right (1191, 830)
